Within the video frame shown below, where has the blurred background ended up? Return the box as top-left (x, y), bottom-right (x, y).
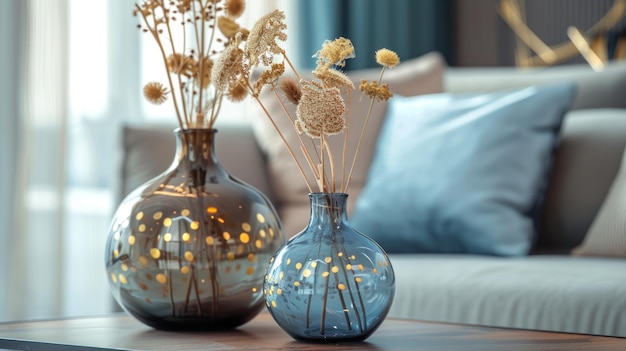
top-left (0, 0), bottom-right (624, 322)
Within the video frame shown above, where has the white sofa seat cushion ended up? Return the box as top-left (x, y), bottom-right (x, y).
top-left (389, 254), bottom-right (626, 337)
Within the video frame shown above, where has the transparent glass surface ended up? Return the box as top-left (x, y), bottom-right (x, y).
top-left (264, 193), bottom-right (395, 342)
top-left (105, 129), bottom-right (285, 330)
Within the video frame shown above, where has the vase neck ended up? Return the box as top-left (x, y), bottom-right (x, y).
top-left (307, 192), bottom-right (349, 228)
top-left (173, 128), bottom-right (219, 168)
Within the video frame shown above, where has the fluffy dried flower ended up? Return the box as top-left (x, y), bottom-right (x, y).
top-left (212, 45), bottom-right (244, 92)
top-left (143, 81), bottom-right (169, 104)
top-left (312, 68), bottom-right (354, 89)
top-left (245, 9), bottom-right (287, 66)
top-left (359, 80), bottom-right (393, 101)
top-left (280, 77), bottom-right (302, 104)
top-left (253, 63), bottom-right (285, 95)
top-left (228, 79), bottom-right (248, 102)
top-left (375, 48), bottom-right (400, 68)
top-left (314, 37), bottom-right (355, 69)
top-left (295, 80), bottom-right (345, 138)
top-left (167, 53), bottom-right (194, 76)
top-left (224, 0), bottom-right (245, 18)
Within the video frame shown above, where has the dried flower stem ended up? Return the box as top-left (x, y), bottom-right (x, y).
top-left (253, 95), bottom-right (314, 192)
top-left (345, 66), bottom-right (387, 191)
top-left (340, 90), bottom-right (352, 192)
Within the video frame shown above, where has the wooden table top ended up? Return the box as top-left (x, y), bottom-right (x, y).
top-left (0, 311), bottom-right (624, 351)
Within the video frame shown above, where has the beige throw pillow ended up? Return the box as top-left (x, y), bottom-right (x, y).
top-left (252, 52), bottom-right (446, 237)
top-left (573, 146), bottom-right (626, 257)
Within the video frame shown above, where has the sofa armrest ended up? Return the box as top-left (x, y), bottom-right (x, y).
top-left (444, 62), bottom-right (626, 111)
top-left (119, 124), bottom-right (275, 204)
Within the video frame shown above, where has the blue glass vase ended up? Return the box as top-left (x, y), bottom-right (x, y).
top-left (264, 192), bottom-right (395, 342)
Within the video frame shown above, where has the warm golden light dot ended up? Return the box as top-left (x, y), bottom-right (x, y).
top-left (355, 277), bottom-right (362, 283)
top-left (111, 273), bottom-right (117, 282)
top-left (205, 236), bottom-right (214, 245)
top-left (128, 235), bottom-right (136, 245)
top-left (246, 266), bottom-right (254, 275)
top-left (136, 212), bottom-right (144, 220)
top-left (153, 211), bottom-right (163, 220)
top-left (227, 252), bottom-right (235, 261)
top-left (190, 221), bottom-right (200, 230)
top-left (351, 255), bottom-right (356, 260)
top-left (279, 271), bottom-right (284, 280)
top-left (207, 206), bottom-right (218, 214)
top-left (322, 271), bottom-right (330, 278)
top-left (302, 269), bottom-right (312, 278)
top-left (240, 233), bottom-right (250, 244)
top-left (346, 264), bottom-right (352, 270)
top-left (255, 240), bottom-right (263, 249)
top-left (379, 261), bottom-right (383, 267)
top-left (184, 251), bottom-right (194, 262)
top-left (256, 213), bottom-right (266, 223)
top-left (223, 232), bottom-right (231, 240)
top-left (311, 262), bottom-right (318, 268)
top-left (242, 222), bottom-right (252, 232)
top-left (118, 274), bottom-right (127, 284)
top-left (338, 252), bottom-right (344, 257)
top-left (181, 209), bottom-right (190, 216)
top-left (331, 266), bottom-right (339, 273)
top-left (163, 218), bottom-right (172, 227)
top-left (294, 281), bottom-right (300, 287)
top-left (113, 249), bottom-right (119, 258)
top-left (156, 273), bottom-right (167, 284)
top-left (269, 257), bottom-right (274, 263)
top-left (258, 229), bottom-right (266, 238)
top-left (182, 232), bottom-right (191, 242)
top-left (337, 283), bottom-right (346, 290)
top-left (271, 300), bottom-right (277, 308)
top-left (180, 266), bottom-right (190, 274)
top-left (385, 261), bottom-right (389, 267)
top-left (138, 224), bottom-right (146, 232)
top-left (163, 233), bottom-right (172, 242)
top-left (286, 258), bottom-right (291, 265)
top-left (252, 287), bottom-right (257, 293)
top-left (269, 228), bottom-right (275, 237)
top-left (358, 264), bottom-right (364, 271)
top-left (247, 253), bottom-right (255, 262)
top-left (139, 256), bottom-right (148, 266)
top-left (324, 257), bottom-right (332, 263)
top-left (295, 262), bottom-right (303, 270)
top-left (277, 288), bottom-right (282, 295)
top-left (121, 263), bottom-right (129, 271)
top-left (150, 248), bottom-right (161, 259)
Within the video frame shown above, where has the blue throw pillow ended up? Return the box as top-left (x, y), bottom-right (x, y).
top-left (350, 84), bottom-right (576, 256)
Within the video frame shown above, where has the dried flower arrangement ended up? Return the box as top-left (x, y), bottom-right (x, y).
top-left (134, 0), bottom-right (251, 129)
top-left (210, 10), bottom-right (400, 193)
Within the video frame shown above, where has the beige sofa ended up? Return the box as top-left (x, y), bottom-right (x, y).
top-left (120, 56), bottom-right (626, 337)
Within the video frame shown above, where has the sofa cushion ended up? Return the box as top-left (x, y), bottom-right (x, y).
top-left (388, 254), bottom-right (626, 337)
top-left (252, 52), bottom-right (446, 237)
top-left (572, 145), bottom-right (626, 257)
top-left (350, 84), bottom-right (576, 256)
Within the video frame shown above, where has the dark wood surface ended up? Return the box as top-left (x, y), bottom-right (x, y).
top-left (0, 312), bottom-right (624, 351)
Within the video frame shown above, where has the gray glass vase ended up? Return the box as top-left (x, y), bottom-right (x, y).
top-left (264, 192), bottom-right (395, 342)
top-left (105, 128), bottom-right (285, 330)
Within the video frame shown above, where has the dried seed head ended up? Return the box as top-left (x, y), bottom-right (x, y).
top-left (224, 0), bottom-right (245, 18)
top-left (312, 68), bottom-right (354, 89)
top-left (359, 80), bottom-right (393, 101)
top-left (217, 15), bottom-right (240, 38)
top-left (228, 80), bottom-right (248, 102)
top-left (245, 9), bottom-right (287, 66)
top-left (295, 80), bottom-right (345, 138)
top-left (280, 77), bottom-right (302, 105)
top-left (375, 48), bottom-right (400, 68)
top-left (314, 37), bottom-right (355, 69)
top-left (143, 82), bottom-right (169, 104)
top-left (212, 44), bottom-right (244, 92)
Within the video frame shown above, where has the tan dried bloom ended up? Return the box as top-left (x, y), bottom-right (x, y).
top-left (253, 63), bottom-right (285, 95)
top-left (245, 9), bottom-right (287, 66)
top-left (224, 0), bottom-right (245, 18)
top-left (314, 37), bottom-right (355, 69)
top-left (375, 48), bottom-right (400, 68)
top-left (217, 16), bottom-right (241, 39)
top-left (295, 80), bottom-right (345, 138)
top-left (143, 81), bottom-right (169, 104)
top-left (312, 68), bottom-right (354, 89)
top-left (359, 80), bottom-right (393, 101)
top-left (212, 45), bottom-right (244, 92)
top-left (166, 53), bottom-right (194, 76)
top-left (280, 77), bottom-right (302, 105)
top-left (228, 80), bottom-right (248, 102)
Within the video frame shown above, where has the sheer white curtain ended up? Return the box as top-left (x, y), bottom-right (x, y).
top-left (0, 0), bottom-right (297, 322)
